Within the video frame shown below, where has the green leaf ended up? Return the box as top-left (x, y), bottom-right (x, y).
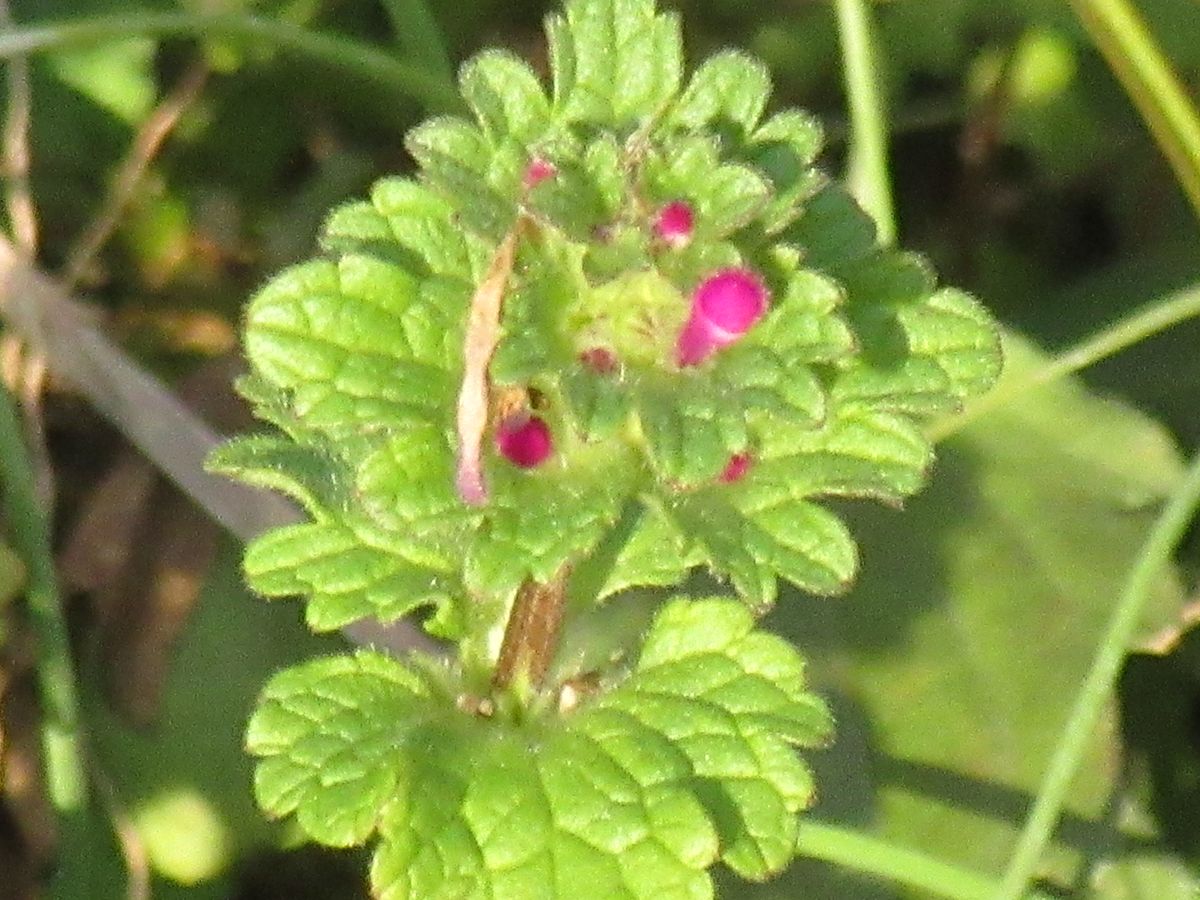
top-left (775, 333), bottom-right (1187, 880)
top-left (635, 370), bottom-right (748, 487)
top-left (670, 491), bottom-right (859, 605)
top-left (244, 520), bottom-right (455, 632)
top-left (244, 255), bottom-right (459, 436)
top-left (246, 651), bottom-right (431, 847)
top-left (247, 598), bottom-right (830, 897)
top-left (405, 117), bottom-right (517, 239)
top-left (548, 0), bottom-right (684, 126)
top-left (205, 434), bottom-right (345, 516)
top-left (464, 442), bottom-right (640, 598)
top-left (641, 135), bottom-right (771, 238)
top-left (668, 51), bottom-right (772, 141)
top-left (459, 50), bottom-right (552, 145)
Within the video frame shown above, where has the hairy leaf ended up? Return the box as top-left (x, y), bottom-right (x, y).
top-left (246, 598), bottom-right (831, 897)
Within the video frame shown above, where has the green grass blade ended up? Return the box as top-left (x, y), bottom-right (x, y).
top-left (833, 0), bottom-right (896, 244)
top-left (0, 12), bottom-right (462, 113)
top-left (379, 0), bottom-right (454, 86)
top-left (998, 444), bottom-right (1200, 898)
top-left (1068, 0), bottom-right (1200, 222)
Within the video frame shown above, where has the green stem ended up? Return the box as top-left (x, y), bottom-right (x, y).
top-left (997, 445), bottom-right (1200, 898)
top-left (0, 12), bottom-right (461, 113)
top-left (795, 820), bottom-right (1056, 900)
top-left (833, 0), bottom-right (896, 244)
top-left (1067, 0), bottom-right (1200, 222)
top-left (379, 0), bottom-right (454, 87)
top-left (0, 386), bottom-right (87, 813)
top-left (928, 280), bottom-right (1200, 443)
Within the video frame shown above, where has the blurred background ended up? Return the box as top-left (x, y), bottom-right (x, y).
top-left (1, 0), bottom-right (1199, 897)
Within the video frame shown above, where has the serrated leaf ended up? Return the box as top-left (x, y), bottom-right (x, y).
top-left (460, 50), bottom-right (552, 145)
top-left (244, 520), bottom-right (454, 631)
top-left (774, 333), bottom-right (1186, 880)
top-left (464, 443), bottom-right (640, 598)
top-left (668, 51), bottom-right (772, 140)
top-left (752, 406), bottom-right (931, 504)
top-left (548, 0), bottom-right (684, 126)
top-left (669, 492), bottom-right (859, 605)
top-left (249, 598), bottom-right (829, 897)
top-left (635, 371), bottom-right (748, 487)
top-left (405, 117), bottom-right (517, 239)
top-left (245, 255), bottom-right (460, 436)
top-left (598, 502), bottom-right (701, 598)
top-left (206, 433), bottom-right (345, 515)
top-left (247, 651), bottom-right (431, 847)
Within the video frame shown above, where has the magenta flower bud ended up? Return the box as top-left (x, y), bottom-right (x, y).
top-left (676, 267), bottom-right (769, 367)
top-left (523, 157), bottom-right (557, 190)
top-left (496, 414), bottom-right (553, 468)
top-left (580, 347), bottom-right (618, 374)
top-left (720, 452), bottom-right (753, 484)
top-left (654, 201), bottom-right (694, 248)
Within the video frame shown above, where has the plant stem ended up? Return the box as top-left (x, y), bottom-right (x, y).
top-left (1067, 0), bottom-right (1200, 222)
top-left (833, 0), bottom-right (896, 245)
top-left (379, 0), bottom-right (454, 88)
top-left (0, 12), bottom-right (461, 113)
top-left (0, 384), bottom-right (87, 817)
top-left (62, 58), bottom-right (209, 290)
top-left (493, 570), bottom-right (570, 691)
top-left (997, 444), bottom-right (1200, 898)
top-left (928, 280), bottom-right (1200, 443)
top-left (795, 820), bottom-right (1056, 900)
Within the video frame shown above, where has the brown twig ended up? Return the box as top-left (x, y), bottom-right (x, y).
top-left (492, 568), bottom-right (570, 691)
top-left (62, 59), bottom-right (210, 290)
top-left (0, 0), bottom-right (36, 259)
top-left (0, 0), bottom-right (55, 508)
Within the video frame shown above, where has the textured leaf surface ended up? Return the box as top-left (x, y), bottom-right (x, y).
top-left (246, 599), bottom-right (831, 898)
top-left (772, 333), bottom-right (1186, 882)
top-left (217, 0), bottom-right (1002, 625)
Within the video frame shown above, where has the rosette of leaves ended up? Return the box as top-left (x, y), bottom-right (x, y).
top-left (210, 0), bottom-right (1000, 894)
top-left (212, 0), bottom-right (1000, 635)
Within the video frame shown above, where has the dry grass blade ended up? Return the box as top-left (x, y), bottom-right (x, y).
top-left (455, 225), bottom-right (521, 506)
top-left (62, 59), bottom-right (209, 290)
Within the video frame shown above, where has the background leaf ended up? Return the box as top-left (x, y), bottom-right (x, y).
top-left (765, 333), bottom-right (1187, 890)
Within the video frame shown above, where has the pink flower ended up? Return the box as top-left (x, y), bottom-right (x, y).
top-left (654, 201), bottom-right (694, 248)
top-left (676, 267), bottom-right (769, 367)
top-left (523, 157), bottom-right (557, 190)
top-left (720, 452), bottom-right (753, 484)
top-left (496, 414), bottom-right (553, 468)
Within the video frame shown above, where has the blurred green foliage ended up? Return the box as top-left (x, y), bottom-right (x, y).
top-left (2, 0), bottom-right (1200, 896)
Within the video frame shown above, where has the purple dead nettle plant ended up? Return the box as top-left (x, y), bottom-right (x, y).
top-left (211, 0), bottom-right (1002, 895)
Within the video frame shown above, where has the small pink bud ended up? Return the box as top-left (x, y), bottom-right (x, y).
top-left (720, 452), bottom-right (753, 484)
top-left (654, 201), bottom-right (694, 248)
top-left (496, 415), bottom-right (553, 468)
top-left (523, 157), bottom-right (557, 190)
top-left (580, 347), bottom-right (618, 374)
top-left (676, 267), bottom-right (769, 367)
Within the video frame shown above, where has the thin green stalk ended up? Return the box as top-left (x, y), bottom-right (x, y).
top-left (833, 0), bottom-right (896, 244)
top-left (928, 280), bottom-right (1200, 443)
top-left (0, 386), bottom-right (86, 812)
top-left (1067, 0), bottom-right (1200, 222)
top-left (795, 820), bottom-right (1056, 900)
top-left (997, 445), bottom-right (1200, 898)
top-left (0, 12), bottom-right (461, 113)
top-left (379, 0), bottom-right (454, 87)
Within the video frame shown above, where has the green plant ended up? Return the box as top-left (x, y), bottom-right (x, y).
top-left (208, 0), bottom-right (1003, 895)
